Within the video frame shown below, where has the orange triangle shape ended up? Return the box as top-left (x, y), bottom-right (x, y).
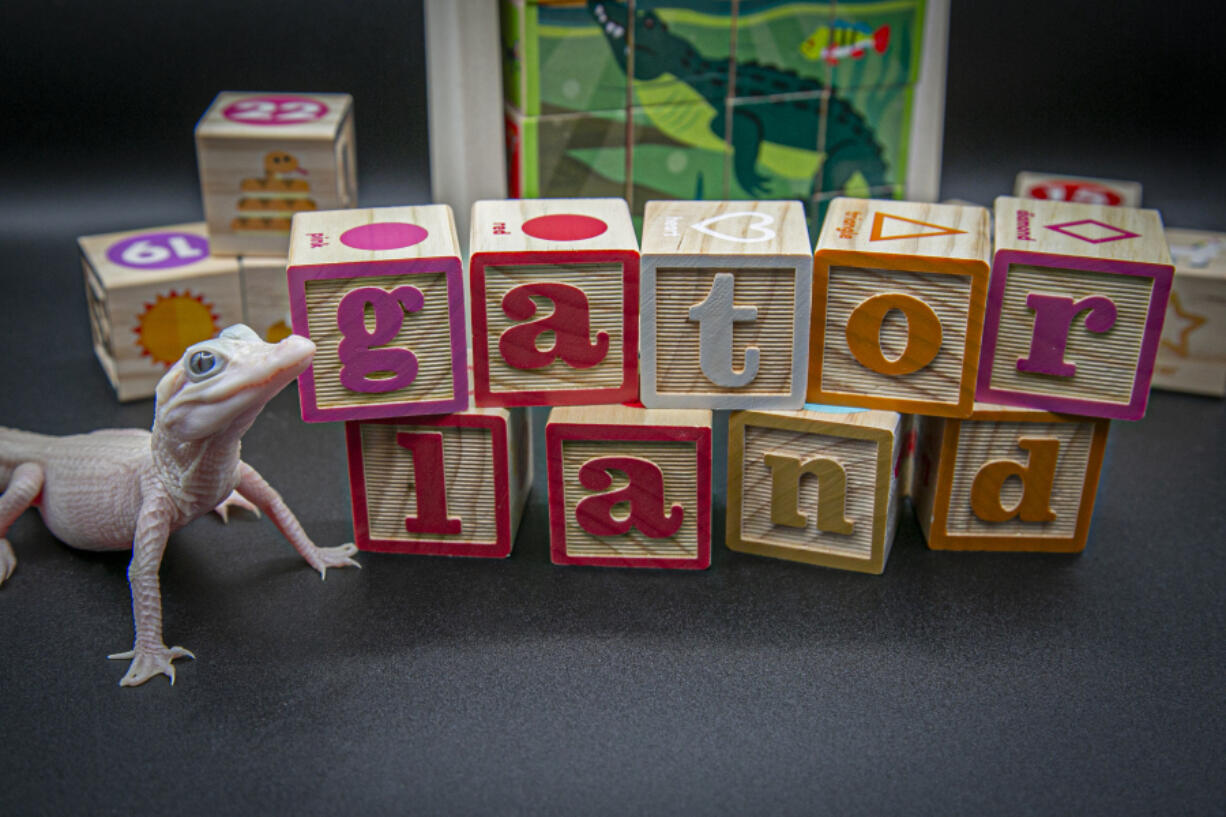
top-left (869, 211), bottom-right (965, 242)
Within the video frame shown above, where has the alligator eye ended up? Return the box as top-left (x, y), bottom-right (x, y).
top-left (188, 350), bottom-right (219, 379)
top-left (644, 16), bottom-right (655, 28)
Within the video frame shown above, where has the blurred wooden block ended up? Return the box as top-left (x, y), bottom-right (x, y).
top-left (79, 223), bottom-right (242, 402)
top-left (639, 200), bottom-right (812, 409)
top-left (911, 404), bottom-right (1109, 552)
top-left (1151, 228), bottom-right (1226, 396)
top-left (810, 197), bottom-right (991, 417)
top-left (286, 205), bottom-right (468, 422)
top-left (979, 196), bottom-right (1174, 420)
top-left (469, 198), bottom-right (638, 407)
top-left (238, 255), bottom-right (292, 342)
top-left (546, 404), bottom-right (712, 569)
top-left (727, 405), bottom-right (903, 575)
top-left (1014, 171), bottom-right (1142, 207)
top-left (196, 92), bottom-right (358, 256)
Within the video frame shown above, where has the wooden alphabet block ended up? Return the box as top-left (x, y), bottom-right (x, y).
top-left (468, 198), bottom-right (639, 407)
top-left (911, 404), bottom-right (1109, 552)
top-left (1151, 228), bottom-right (1226, 396)
top-left (546, 405), bottom-right (712, 569)
top-left (238, 255), bottom-right (292, 342)
top-left (727, 405), bottom-right (903, 574)
top-left (639, 200), bottom-right (812, 409)
top-left (979, 197), bottom-right (1174, 420)
top-left (810, 197), bottom-right (991, 417)
top-left (286, 205), bottom-right (468, 422)
top-left (346, 407), bottom-right (531, 558)
top-left (79, 223), bottom-right (243, 401)
top-left (1014, 171), bottom-right (1142, 207)
top-left (195, 92), bottom-right (358, 256)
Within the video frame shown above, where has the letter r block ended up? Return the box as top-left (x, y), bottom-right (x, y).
top-left (727, 406), bottom-right (903, 574)
top-left (286, 205), bottom-right (468, 422)
top-left (546, 405), bottom-right (712, 569)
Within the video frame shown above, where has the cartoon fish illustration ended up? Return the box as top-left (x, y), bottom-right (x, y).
top-left (801, 21), bottom-right (890, 65)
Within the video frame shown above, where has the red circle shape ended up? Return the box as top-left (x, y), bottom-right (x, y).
top-left (521, 214), bottom-right (608, 242)
top-left (340, 222), bottom-right (429, 251)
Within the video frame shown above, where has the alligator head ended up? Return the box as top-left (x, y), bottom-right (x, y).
top-left (588, 0), bottom-right (682, 81)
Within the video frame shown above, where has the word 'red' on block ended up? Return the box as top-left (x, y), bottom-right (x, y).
top-left (979, 196), bottom-right (1174, 420)
top-left (639, 200), bottom-right (812, 409)
top-left (810, 197), bottom-right (991, 417)
top-left (1151, 228), bottom-right (1226, 397)
top-left (727, 405), bottom-right (903, 575)
top-left (195, 92), bottom-right (358, 257)
top-left (79, 223), bottom-right (243, 402)
top-left (1013, 171), bottom-right (1142, 207)
top-left (346, 407), bottom-right (532, 558)
top-left (911, 404), bottom-right (1109, 552)
top-left (469, 198), bottom-right (639, 407)
top-left (546, 405), bottom-right (712, 569)
top-left (287, 205), bottom-right (468, 422)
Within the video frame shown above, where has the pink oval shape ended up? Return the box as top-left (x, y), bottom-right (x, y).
top-left (340, 222), bottom-right (429, 251)
top-left (521, 214), bottom-right (608, 242)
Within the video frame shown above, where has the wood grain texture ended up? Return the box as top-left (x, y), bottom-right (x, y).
top-left (1013, 171), bottom-right (1143, 207)
top-left (548, 404), bottom-right (712, 429)
top-left (470, 198), bottom-right (637, 255)
top-left (816, 197), bottom-right (992, 263)
top-left (1152, 228), bottom-right (1226, 396)
top-left (287, 205), bottom-right (460, 268)
top-left (238, 255), bottom-right (291, 342)
top-left (641, 200), bottom-right (811, 258)
top-left (994, 196), bottom-right (1170, 263)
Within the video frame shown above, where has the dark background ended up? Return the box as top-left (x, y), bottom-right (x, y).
top-left (2, 1), bottom-right (1224, 815)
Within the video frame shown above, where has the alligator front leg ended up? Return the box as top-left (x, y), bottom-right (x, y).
top-left (712, 108), bottom-right (770, 197)
top-left (0, 463), bottom-right (44, 586)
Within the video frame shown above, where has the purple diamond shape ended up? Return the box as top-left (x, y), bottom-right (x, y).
top-left (1045, 218), bottom-right (1140, 244)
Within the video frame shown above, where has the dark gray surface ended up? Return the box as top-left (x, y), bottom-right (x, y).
top-left (2, 1), bottom-right (1225, 815)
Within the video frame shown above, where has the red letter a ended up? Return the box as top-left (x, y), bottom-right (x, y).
top-left (574, 456), bottom-right (684, 538)
top-left (499, 283), bottom-right (610, 370)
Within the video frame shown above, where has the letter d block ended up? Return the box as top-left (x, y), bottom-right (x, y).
top-left (345, 407), bottom-right (532, 557)
top-left (810, 197), bottom-right (991, 417)
top-left (727, 407), bottom-right (903, 574)
top-left (979, 197), bottom-right (1174, 420)
top-left (911, 405), bottom-right (1109, 552)
top-left (287, 205), bottom-right (468, 422)
top-left (469, 198), bottom-right (639, 407)
top-left (546, 405), bottom-right (712, 569)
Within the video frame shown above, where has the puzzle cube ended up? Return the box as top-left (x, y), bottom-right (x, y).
top-left (727, 405), bottom-right (903, 575)
top-left (980, 197), bottom-right (1174, 420)
top-left (238, 255), bottom-right (292, 343)
top-left (1014, 171), bottom-right (1142, 207)
top-left (286, 205), bottom-right (468, 422)
top-left (911, 404), bottom-right (1109, 552)
top-left (546, 404), bottom-right (712, 569)
top-left (640, 200), bottom-right (812, 409)
top-left (1151, 228), bottom-right (1226, 396)
top-left (79, 222), bottom-right (243, 402)
top-left (469, 198), bottom-right (639, 407)
top-left (196, 92), bottom-right (358, 256)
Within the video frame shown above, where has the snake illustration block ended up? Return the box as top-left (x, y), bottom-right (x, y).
top-left (639, 200), bottom-right (812, 409)
top-left (978, 197), bottom-right (1174, 420)
top-left (345, 406), bottom-right (532, 558)
top-left (1013, 171), bottom-right (1142, 207)
top-left (286, 205), bottom-right (468, 422)
top-left (469, 198), bottom-right (639, 407)
top-left (910, 404), bottom-right (1109, 553)
top-left (546, 404), bottom-right (712, 569)
top-left (195, 92), bottom-right (358, 257)
top-left (1150, 228), bottom-right (1226, 397)
top-left (79, 222), bottom-right (243, 402)
top-left (727, 405), bottom-right (903, 575)
top-left (810, 197), bottom-right (991, 417)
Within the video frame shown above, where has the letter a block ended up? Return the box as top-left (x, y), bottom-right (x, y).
top-left (640, 201), bottom-right (812, 409)
top-left (286, 206), bottom-right (468, 422)
top-left (469, 198), bottom-right (639, 407)
top-left (727, 406), bottom-right (903, 574)
top-left (546, 405), bottom-right (712, 569)
top-left (911, 405), bottom-right (1109, 552)
top-left (345, 407), bottom-right (532, 557)
top-left (978, 196), bottom-right (1174, 420)
top-left (810, 197), bottom-right (991, 417)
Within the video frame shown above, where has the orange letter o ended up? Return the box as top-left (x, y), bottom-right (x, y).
top-left (845, 293), bottom-right (943, 376)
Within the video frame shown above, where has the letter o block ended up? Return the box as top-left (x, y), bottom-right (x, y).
top-left (287, 206), bottom-right (468, 422)
top-left (727, 406), bottom-right (903, 574)
top-left (546, 405), bottom-right (712, 569)
top-left (469, 199), bottom-right (639, 407)
top-left (810, 198), bottom-right (991, 417)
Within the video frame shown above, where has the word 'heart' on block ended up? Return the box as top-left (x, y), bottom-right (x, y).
top-left (911, 404), bottom-right (1109, 552)
top-left (979, 196), bottom-right (1174, 420)
top-left (727, 405), bottom-right (904, 575)
top-left (639, 200), bottom-right (812, 409)
top-left (469, 198), bottom-right (639, 407)
top-left (346, 407), bottom-right (532, 558)
top-left (1013, 171), bottom-right (1142, 207)
top-left (810, 198), bottom-right (991, 417)
top-left (287, 205), bottom-right (468, 422)
top-left (1151, 228), bottom-right (1226, 397)
top-left (546, 405), bottom-right (712, 569)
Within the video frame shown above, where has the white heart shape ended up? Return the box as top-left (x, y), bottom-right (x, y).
top-left (689, 211), bottom-right (777, 244)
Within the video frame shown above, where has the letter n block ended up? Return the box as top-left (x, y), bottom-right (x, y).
top-left (286, 205), bottom-right (468, 422)
top-left (978, 196), bottom-right (1174, 420)
top-left (911, 405), bottom-right (1109, 552)
top-left (727, 406), bottom-right (903, 574)
top-left (345, 407), bottom-right (532, 557)
top-left (810, 197), bottom-right (991, 417)
top-left (639, 201), bottom-right (812, 409)
top-left (546, 405), bottom-right (712, 569)
top-left (468, 198), bottom-right (638, 406)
